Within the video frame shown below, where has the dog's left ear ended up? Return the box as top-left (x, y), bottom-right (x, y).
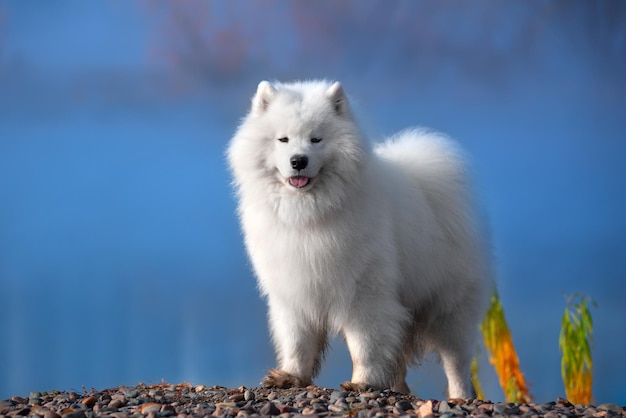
top-left (252, 81), bottom-right (277, 115)
top-left (326, 82), bottom-right (348, 115)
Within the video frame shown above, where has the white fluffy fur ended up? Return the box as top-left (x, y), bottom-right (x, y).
top-left (227, 80), bottom-right (490, 398)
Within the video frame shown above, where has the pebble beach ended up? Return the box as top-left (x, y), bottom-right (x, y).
top-left (2, 383), bottom-right (624, 418)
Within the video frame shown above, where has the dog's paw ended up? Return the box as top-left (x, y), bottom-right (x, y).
top-left (339, 381), bottom-right (374, 393)
top-left (263, 369), bottom-right (312, 388)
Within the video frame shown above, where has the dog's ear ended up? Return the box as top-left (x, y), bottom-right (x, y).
top-left (326, 82), bottom-right (348, 115)
top-left (252, 81), bottom-right (276, 115)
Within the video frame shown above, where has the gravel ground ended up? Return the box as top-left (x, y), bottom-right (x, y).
top-left (1, 383), bottom-right (624, 418)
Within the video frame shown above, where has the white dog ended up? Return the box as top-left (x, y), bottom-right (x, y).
top-left (227, 80), bottom-right (490, 398)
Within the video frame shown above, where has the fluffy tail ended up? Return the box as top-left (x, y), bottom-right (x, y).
top-left (375, 128), bottom-right (481, 250)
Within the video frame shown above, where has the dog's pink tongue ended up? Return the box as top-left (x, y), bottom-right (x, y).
top-left (289, 176), bottom-right (310, 188)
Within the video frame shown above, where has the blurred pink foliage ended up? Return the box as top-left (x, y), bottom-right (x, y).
top-left (139, 1), bottom-right (625, 91)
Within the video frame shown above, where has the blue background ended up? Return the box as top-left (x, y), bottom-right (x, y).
top-left (1, 0), bottom-right (625, 405)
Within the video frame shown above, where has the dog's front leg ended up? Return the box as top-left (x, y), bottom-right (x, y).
top-left (340, 300), bottom-right (409, 393)
top-left (263, 297), bottom-right (326, 388)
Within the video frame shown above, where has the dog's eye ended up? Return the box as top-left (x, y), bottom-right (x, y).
top-left (311, 137), bottom-right (323, 143)
top-left (277, 137), bottom-right (289, 143)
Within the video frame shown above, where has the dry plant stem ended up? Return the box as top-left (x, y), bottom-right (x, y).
top-left (480, 291), bottom-right (532, 404)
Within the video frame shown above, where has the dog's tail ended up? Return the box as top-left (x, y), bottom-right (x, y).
top-left (377, 128), bottom-right (469, 205)
top-left (375, 128), bottom-right (481, 244)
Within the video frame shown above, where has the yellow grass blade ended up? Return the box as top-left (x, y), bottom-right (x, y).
top-left (470, 355), bottom-right (485, 400)
top-left (559, 294), bottom-right (595, 404)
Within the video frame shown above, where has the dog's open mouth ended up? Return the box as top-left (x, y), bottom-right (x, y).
top-left (289, 176), bottom-right (311, 188)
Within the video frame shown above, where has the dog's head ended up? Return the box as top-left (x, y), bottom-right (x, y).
top-left (251, 80), bottom-right (359, 192)
top-left (228, 80), bottom-right (366, 223)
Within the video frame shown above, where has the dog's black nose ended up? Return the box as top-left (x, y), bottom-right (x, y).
top-left (290, 155), bottom-right (308, 170)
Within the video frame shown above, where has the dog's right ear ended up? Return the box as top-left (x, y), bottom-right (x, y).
top-left (252, 81), bottom-right (276, 115)
top-left (326, 81), bottom-right (348, 115)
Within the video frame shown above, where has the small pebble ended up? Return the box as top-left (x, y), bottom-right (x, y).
top-left (598, 403), bottom-right (623, 412)
top-left (395, 400), bottom-right (413, 411)
top-left (244, 389), bottom-right (255, 401)
top-left (229, 392), bottom-right (245, 402)
top-left (140, 403), bottom-right (161, 414)
top-left (260, 401), bottom-right (280, 416)
top-left (123, 390), bottom-right (140, 399)
top-left (329, 391), bottom-right (346, 404)
top-left (44, 411), bottom-right (61, 418)
top-left (62, 411), bottom-right (86, 418)
top-left (494, 402), bottom-right (517, 415)
top-left (306, 390), bottom-right (318, 399)
top-left (81, 397), bottom-right (96, 408)
top-left (277, 404), bottom-right (294, 414)
top-left (359, 391), bottom-right (380, 399)
top-left (418, 400), bottom-right (433, 417)
top-left (11, 407), bottom-right (31, 416)
top-left (108, 399), bottom-right (125, 409)
top-left (328, 404), bottom-right (347, 413)
top-left (160, 404), bottom-right (176, 416)
top-left (301, 406), bottom-right (317, 415)
top-left (438, 400), bottom-right (451, 413)
top-left (477, 402), bottom-right (494, 413)
top-left (295, 399), bottom-right (310, 408)
top-left (556, 397), bottom-right (573, 407)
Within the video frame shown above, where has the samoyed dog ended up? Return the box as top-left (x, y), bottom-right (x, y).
top-left (228, 80), bottom-right (490, 398)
